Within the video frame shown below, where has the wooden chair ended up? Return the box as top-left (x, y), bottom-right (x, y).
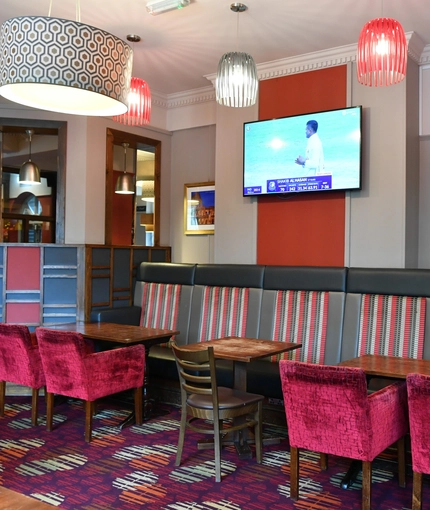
top-left (36, 327), bottom-right (145, 442)
top-left (280, 361), bottom-right (408, 510)
top-left (172, 342), bottom-right (264, 482)
top-left (407, 373), bottom-right (430, 510)
top-left (0, 324), bottom-right (46, 426)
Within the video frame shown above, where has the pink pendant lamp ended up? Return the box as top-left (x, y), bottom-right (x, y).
top-left (112, 77), bottom-right (151, 126)
top-left (357, 17), bottom-right (407, 87)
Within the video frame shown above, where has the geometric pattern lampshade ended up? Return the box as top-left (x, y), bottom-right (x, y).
top-left (216, 51), bottom-right (259, 107)
top-left (112, 77), bottom-right (151, 126)
top-left (357, 18), bottom-right (408, 87)
top-left (0, 16), bottom-right (133, 116)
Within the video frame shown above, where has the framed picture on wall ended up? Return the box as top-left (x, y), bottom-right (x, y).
top-left (184, 182), bottom-right (215, 235)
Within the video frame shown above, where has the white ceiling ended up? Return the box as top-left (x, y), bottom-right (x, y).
top-left (1, 0), bottom-right (430, 97)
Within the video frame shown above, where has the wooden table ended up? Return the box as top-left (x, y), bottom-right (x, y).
top-left (339, 354), bottom-right (430, 379)
top-left (44, 322), bottom-right (179, 422)
top-left (181, 337), bottom-right (302, 457)
top-left (181, 336), bottom-right (301, 392)
top-left (337, 354), bottom-right (430, 489)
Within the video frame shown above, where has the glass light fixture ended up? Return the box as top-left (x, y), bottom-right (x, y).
top-left (113, 77), bottom-right (151, 126)
top-left (146, 0), bottom-right (190, 16)
top-left (0, 3), bottom-right (133, 116)
top-left (357, 17), bottom-right (407, 87)
top-left (215, 3), bottom-right (258, 108)
top-left (140, 180), bottom-right (155, 202)
top-left (115, 143), bottom-right (135, 194)
top-left (19, 130), bottom-right (41, 185)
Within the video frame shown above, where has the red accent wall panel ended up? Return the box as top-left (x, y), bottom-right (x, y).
top-left (6, 247), bottom-right (40, 290)
top-left (257, 66), bottom-right (347, 267)
top-left (6, 303), bottom-right (40, 323)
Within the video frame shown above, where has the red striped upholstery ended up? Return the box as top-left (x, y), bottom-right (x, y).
top-left (140, 283), bottom-right (181, 345)
top-left (197, 286), bottom-right (249, 342)
top-left (358, 294), bottom-right (426, 359)
top-left (270, 290), bottom-right (328, 364)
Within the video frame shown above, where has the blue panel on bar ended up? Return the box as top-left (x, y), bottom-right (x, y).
top-left (44, 279), bottom-right (77, 304)
top-left (44, 247), bottom-right (77, 266)
top-left (113, 248), bottom-right (131, 289)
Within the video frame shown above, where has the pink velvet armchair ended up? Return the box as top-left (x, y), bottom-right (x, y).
top-left (0, 324), bottom-right (46, 426)
top-left (407, 373), bottom-right (430, 510)
top-left (280, 361), bottom-right (408, 510)
top-left (36, 327), bottom-right (145, 442)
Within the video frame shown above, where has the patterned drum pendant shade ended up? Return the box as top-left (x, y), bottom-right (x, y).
top-left (0, 16), bottom-right (133, 116)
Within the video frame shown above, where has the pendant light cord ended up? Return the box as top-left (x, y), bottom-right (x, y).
top-left (48, 0), bottom-right (80, 22)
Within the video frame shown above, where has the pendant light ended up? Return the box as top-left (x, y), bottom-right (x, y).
top-left (0, 1), bottom-right (133, 116)
top-left (115, 143), bottom-right (135, 194)
top-left (215, 3), bottom-right (258, 108)
top-left (113, 35), bottom-right (152, 126)
top-left (357, 9), bottom-right (407, 87)
top-left (19, 130), bottom-right (41, 185)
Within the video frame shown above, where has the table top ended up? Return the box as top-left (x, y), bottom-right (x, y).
top-left (339, 354), bottom-right (430, 379)
top-left (179, 337), bottom-right (301, 363)
top-left (43, 322), bottom-right (179, 345)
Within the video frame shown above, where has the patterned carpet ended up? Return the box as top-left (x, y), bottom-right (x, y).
top-left (0, 396), bottom-right (419, 509)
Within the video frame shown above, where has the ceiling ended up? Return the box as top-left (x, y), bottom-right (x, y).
top-left (0, 0), bottom-right (430, 97)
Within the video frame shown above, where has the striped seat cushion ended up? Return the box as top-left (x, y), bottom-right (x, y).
top-left (358, 294), bottom-right (426, 358)
top-left (140, 283), bottom-right (182, 346)
top-left (197, 286), bottom-right (249, 342)
top-left (270, 290), bottom-right (329, 364)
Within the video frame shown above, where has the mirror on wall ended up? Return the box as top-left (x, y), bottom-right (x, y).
top-left (105, 128), bottom-right (160, 247)
top-left (0, 120), bottom-right (66, 244)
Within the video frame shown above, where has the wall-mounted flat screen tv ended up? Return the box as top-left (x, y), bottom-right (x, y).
top-left (243, 105), bottom-right (362, 197)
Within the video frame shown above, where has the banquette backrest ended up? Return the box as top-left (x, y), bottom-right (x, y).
top-left (134, 262), bottom-right (196, 346)
top-left (259, 266), bottom-right (347, 365)
top-left (341, 268), bottom-right (430, 362)
top-left (187, 264), bottom-right (265, 344)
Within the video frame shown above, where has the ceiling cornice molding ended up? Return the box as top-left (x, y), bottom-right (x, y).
top-left (159, 35), bottom-right (429, 109)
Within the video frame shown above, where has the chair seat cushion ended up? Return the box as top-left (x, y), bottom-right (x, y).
top-left (188, 387), bottom-right (263, 410)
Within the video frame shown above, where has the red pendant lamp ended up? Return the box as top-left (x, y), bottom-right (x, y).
top-left (112, 77), bottom-right (151, 126)
top-left (357, 17), bottom-right (407, 87)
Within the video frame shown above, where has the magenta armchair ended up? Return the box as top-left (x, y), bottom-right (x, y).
top-left (407, 373), bottom-right (430, 510)
top-left (36, 327), bottom-right (145, 442)
top-left (280, 361), bottom-right (408, 510)
top-left (0, 324), bottom-right (46, 426)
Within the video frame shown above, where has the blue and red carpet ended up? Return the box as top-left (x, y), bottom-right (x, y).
top-left (0, 396), bottom-right (420, 509)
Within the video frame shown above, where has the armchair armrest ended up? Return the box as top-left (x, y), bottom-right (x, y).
top-left (368, 380), bottom-right (408, 458)
top-left (83, 344), bottom-right (146, 400)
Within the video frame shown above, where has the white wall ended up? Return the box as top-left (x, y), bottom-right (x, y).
top-left (170, 125), bottom-right (216, 263)
top-left (213, 102), bottom-right (259, 264)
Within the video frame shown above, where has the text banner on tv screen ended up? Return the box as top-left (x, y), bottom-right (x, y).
top-left (243, 105), bottom-right (362, 197)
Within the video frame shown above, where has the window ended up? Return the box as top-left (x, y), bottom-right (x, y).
top-left (0, 120), bottom-right (66, 244)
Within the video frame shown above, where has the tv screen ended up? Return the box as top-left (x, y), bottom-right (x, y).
top-left (243, 105), bottom-right (362, 197)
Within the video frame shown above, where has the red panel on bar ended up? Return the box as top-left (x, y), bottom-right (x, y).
top-left (6, 303), bottom-right (40, 323)
top-left (6, 247), bottom-right (40, 290)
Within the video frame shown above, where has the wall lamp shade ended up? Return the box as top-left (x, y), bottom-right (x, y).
top-left (112, 77), bottom-right (151, 126)
top-left (215, 51), bottom-right (258, 107)
top-left (0, 16), bottom-right (133, 116)
top-left (115, 143), bottom-right (135, 194)
top-left (357, 18), bottom-right (408, 87)
top-left (19, 130), bottom-right (41, 185)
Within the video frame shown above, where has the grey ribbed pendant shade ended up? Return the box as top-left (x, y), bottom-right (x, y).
top-left (216, 51), bottom-right (258, 107)
top-left (19, 130), bottom-right (41, 185)
top-left (215, 3), bottom-right (258, 108)
top-left (115, 143), bottom-right (135, 194)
